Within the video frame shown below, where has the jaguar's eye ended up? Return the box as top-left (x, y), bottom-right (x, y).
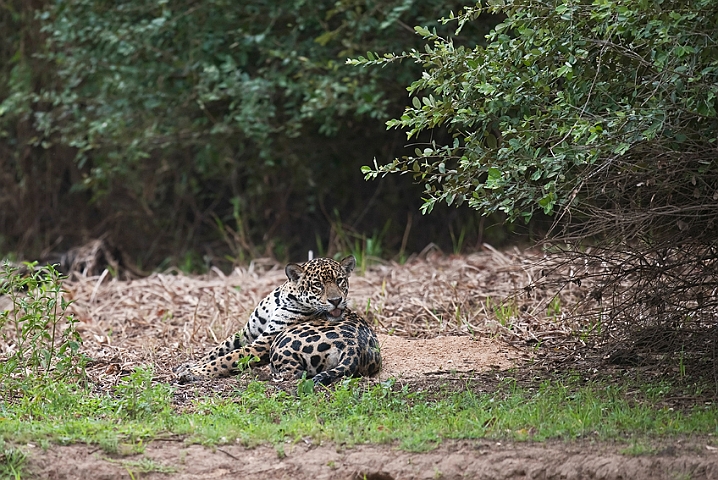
top-left (313, 281), bottom-right (323, 291)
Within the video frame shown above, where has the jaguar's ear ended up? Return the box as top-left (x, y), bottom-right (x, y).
top-left (285, 263), bottom-right (304, 282)
top-left (340, 255), bottom-right (356, 276)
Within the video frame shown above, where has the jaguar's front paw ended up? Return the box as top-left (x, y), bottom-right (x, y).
top-left (173, 362), bottom-right (193, 375)
top-left (177, 371), bottom-right (206, 384)
top-left (173, 362), bottom-right (204, 383)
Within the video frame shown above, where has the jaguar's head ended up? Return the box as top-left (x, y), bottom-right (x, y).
top-left (285, 255), bottom-right (356, 320)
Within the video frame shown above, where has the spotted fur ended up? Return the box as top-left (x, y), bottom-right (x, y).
top-left (270, 310), bottom-right (381, 385)
top-left (175, 255), bottom-right (359, 381)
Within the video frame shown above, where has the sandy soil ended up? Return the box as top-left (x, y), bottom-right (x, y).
top-left (375, 334), bottom-right (523, 380)
top-left (7, 249), bottom-right (718, 478)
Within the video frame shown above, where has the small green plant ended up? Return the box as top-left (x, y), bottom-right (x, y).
top-left (449, 225), bottom-right (466, 255)
top-left (0, 261), bottom-right (86, 395)
top-left (547, 296), bottom-right (561, 319)
top-left (0, 438), bottom-right (25, 480)
top-left (297, 373), bottom-right (315, 397)
top-left (486, 297), bottom-right (518, 328)
top-left (453, 305), bottom-right (476, 336)
top-left (178, 251), bottom-right (208, 275)
top-left (112, 366), bottom-right (173, 420)
top-left (679, 347), bottom-right (686, 378)
top-left (236, 354), bottom-right (260, 372)
top-left (579, 315), bottom-right (604, 343)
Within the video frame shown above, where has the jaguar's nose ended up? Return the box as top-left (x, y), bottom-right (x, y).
top-left (328, 297), bottom-right (342, 307)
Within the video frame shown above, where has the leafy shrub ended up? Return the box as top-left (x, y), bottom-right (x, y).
top-left (356, 0), bottom-right (718, 223)
top-left (354, 0), bottom-right (718, 365)
top-left (0, 262), bottom-right (86, 394)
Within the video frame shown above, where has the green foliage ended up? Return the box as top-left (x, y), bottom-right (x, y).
top-left (111, 366), bottom-right (173, 420)
top-left (355, 1), bottom-right (718, 222)
top-left (296, 373), bottom-right (316, 397)
top-left (0, 0), bottom-right (499, 266)
top-left (0, 261), bottom-right (86, 395)
top-left (0, 438), bottom-right (25, 480)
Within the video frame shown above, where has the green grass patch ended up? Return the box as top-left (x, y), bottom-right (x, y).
top-left (0, 438), bottom-right (25, 480)
top-left (0, 369), bottom-right (716, 457)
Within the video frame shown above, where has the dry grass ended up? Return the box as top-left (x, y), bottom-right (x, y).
top-left (51, 246), bottom-right (592, 391)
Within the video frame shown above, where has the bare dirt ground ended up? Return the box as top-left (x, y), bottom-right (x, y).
top-left (14, 248), bottom-right (718, 479)
top-left (27, 439), bottom-right (718, 480)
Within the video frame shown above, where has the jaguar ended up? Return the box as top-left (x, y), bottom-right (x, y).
top-left (175, 255), bottom-right (381, 384)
